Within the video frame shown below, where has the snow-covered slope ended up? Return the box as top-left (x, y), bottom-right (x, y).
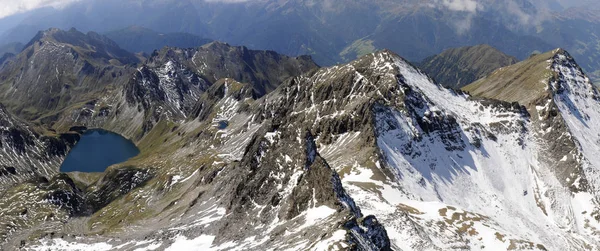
top-left (550, 51), bottom-right (600, 189)
top-left (298, 49), bottom-right (600, 250)
top-left (362, 51), bottom-right (597, 250)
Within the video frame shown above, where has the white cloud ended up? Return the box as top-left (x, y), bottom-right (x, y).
top-left (453, 13), bottom-right (475, 35)
top-left (433, 0), bottom-right (480, 34)
top-left (0, 0), bottom-right (80, 19)
top-left (441, 0), bottom-right (480, 13)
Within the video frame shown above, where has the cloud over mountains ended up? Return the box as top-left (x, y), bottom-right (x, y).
top-left (0, 0), bottom-right (80, 19)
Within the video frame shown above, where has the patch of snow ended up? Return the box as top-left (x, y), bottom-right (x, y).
top-left (29, 239), bottom-right (113, 251)
top-left (165, 234), bottom-right (215, 251)
top-left (304, 205), bottom-right (337, 226)
top-left (311, 230), bottom-right (348, 250)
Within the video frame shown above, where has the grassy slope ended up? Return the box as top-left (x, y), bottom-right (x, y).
top-left (462, 50), bottom-right (558, 107)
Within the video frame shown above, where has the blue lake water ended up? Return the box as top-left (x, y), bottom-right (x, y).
top-left (60, 129), bottom-right (140, 173)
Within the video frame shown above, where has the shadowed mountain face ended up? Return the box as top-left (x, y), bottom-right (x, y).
top-left (0, 42), bottom-right (22, 57)
top-left (104, 26), bottom-right (212, 54)
top-left (418, 44), bottom-right (519, 89)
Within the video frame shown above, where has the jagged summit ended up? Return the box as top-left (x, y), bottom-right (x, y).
top-left (549, 48), bottom-right (597, 96)
top-left (142, 42), bottom-right (318, 97)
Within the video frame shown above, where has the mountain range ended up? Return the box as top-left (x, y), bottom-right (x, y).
top-left (104, 26), bottom-right (212, 54)
top-left (0, 0), bottom-right (599, 83)
top-left (0, 26), bottom-right (598, 250)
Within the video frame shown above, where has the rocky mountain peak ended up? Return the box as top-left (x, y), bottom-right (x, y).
top-left (549, 49), bottom-right (593, 88)
top-left (41, 28), bottom-right (137, 64)
top-left (0, 28), bottom-right (137, 122)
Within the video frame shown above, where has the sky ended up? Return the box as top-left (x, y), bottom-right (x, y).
top-left (0, 0), bottom-right (80, 19)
